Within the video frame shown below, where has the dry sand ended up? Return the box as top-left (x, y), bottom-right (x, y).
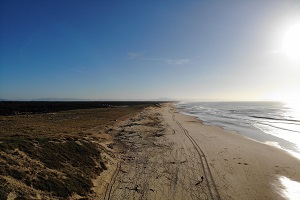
top-left (99, 103), bottom-right (300, 200)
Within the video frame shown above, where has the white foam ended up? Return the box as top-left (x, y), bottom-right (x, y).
top-left (265, 141), bottom-right (282, 148)
top-left (264, 141), bottom-right (300, 160)
top-left (277, 176), bottom-right (300, 200)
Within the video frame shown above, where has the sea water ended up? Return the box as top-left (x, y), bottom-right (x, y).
top-left (177, 101), bottom-right (300, 159)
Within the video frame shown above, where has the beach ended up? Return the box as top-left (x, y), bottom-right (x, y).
top-left (1, 102), bottom-right (300, 199)
top-left (99, 103), bottom-right (300, 200)
top-left (165, 104), bottom-right (300, 199)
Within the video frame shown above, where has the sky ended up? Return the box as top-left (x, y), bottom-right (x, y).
top-left (1, 0), bottom-right (300, 101)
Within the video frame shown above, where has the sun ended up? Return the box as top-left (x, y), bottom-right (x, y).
top-left (282, 23), bottom-right (300, 63)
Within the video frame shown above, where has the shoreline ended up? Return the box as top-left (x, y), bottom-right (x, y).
top-left (176, 103), bottom-right (300, 161)
top-left (168, 103), bottom-right (300, 199)
top-left (101, 103), bottom-right (300, 199)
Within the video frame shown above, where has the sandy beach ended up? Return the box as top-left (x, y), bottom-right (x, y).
top-left (168, 104), bottom-right (300, 199)
top-left (1, 102), bottom-right (300, 199)
top-left (99, 103), bottom-right (300, 200)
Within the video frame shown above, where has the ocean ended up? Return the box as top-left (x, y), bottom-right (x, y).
top-left (177, 101), bottom-right (300, 159)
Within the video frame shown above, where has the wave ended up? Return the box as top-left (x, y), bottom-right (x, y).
top-left (257, 122), bottom-right (300, 133)
top-left (177, 101), bottom-right (300, 156)
top-left (251, 115), bottom-right (300, 123)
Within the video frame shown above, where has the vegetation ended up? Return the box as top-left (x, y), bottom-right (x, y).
top-left (0, 102), bottom-right (162, 199)
top-left (0, 137), bottom-right (103, 198)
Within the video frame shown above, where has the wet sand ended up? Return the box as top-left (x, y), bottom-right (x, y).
top-left (99, 103), bottom-right (300, 200)
top-left (166, 104), bottom-right (300, 199)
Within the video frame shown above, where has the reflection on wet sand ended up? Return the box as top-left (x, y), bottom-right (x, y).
top-left (278, 176), bottom-right (300, 200)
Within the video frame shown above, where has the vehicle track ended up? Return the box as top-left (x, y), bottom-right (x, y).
top-left (104, 161), bottom-right (121, 200)
top-left (170, 109), bottom-right (221, 200)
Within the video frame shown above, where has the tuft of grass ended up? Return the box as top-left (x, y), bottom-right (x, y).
top-left (0, 177), bottom-right (11, 200)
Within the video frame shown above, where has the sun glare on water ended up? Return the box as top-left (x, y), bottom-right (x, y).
top-left (282, 22), bottom-right (300, 64)
top-left (262, 88), bottom-right (300, 118)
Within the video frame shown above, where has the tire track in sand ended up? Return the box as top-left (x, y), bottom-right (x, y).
top-left (104, 161), bottom-right (121, 200)
top-left (170, 109), bottom-right (221, 200)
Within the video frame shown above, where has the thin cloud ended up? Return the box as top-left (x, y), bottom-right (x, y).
top-left (127, 52), bottom-right (141, 59)
top-left (166, 59), bottom-right (190, 65)
top-left (127, 52), bottom-right (190, 65)
top-left (67, 67), bottom-right (94, 76)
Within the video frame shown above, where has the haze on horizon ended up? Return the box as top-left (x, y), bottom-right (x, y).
top-left (1, 0), bottom-right (300, 102)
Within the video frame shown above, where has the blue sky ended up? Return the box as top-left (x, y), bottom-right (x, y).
top-left (1, 0), bottom-right (300, 100)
